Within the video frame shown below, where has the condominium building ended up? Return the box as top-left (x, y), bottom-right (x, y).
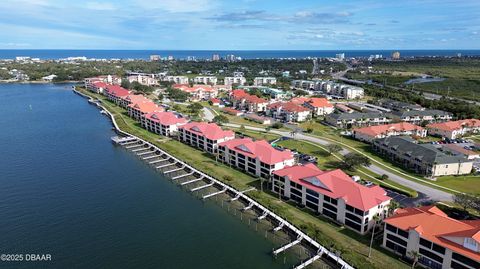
top-left (88, 81), bottom-right (107, 94)
top-left (163, 76), bottom-right (189, 85)
top-left (302, 97), bottom-right (335, 116)
top-left (326, 112), bottom-right (391, 128)
top-left (178, 122), bottom-right (235, 154)
top-left (218, 138), bottom-right (295, 178)
top-left (127, 100), bottom-right (163, 121)
top-left (372, 136), bottom-right (473, 176)
top-left (291, 79), bottom-right (365, 100)
top-left (392, 110), bottom-right (453, 125)
top-left (353, 122), bottom-right (427, 143)
top-left (127, 75), bottom-right (158, 86)
top-left (272, 164), bottom-right (391, 234)
top-left (141, 111), bottom-right (188, 137)
top-left (266, 101), bottom-right (311, 122)
top-left (103, 85), bottom-right (131, 105)
top-left (224, 76), bottom-right (246, 86)
top-left (427, 119), bottom-right (480, 139)
top-left (173, 84), bottom-right (218, 101)
top-left (230, 89), bottom-right (268, 112)
top-left (118, 94), bottom-right (150, 109)
top-left (254, 77), bottom-right (277, 86)
top-left (193, 76), bottom-right (218, 85)
top-left (383, 205), bottom-right (480, 269)
top-left (84, 75), bottom-right (122, 90)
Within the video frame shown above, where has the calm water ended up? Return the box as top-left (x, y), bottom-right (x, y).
top-left (0, 83), bottom-right (301, 269)
top-left (0, 49), bottom-right (479, 60)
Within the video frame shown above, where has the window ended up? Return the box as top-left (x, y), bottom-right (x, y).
top-left (452, 253), bottom-right (480, 269)
top-left (385, 240), bottom-right (406, 256)
top-left (386, 234), bottom-right (408, 247)
top-left (419, 248), bottom-right (443, 264)
top-left (463, 237), bottom-right (478, 252)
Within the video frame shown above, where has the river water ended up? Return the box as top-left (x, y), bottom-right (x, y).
top-left (0, 83), bottom-right (322, 269)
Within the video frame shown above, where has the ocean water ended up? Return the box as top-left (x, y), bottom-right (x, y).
top-left (0, 49), bottom-right (478, 60)
top-left (0, 83), bottom-right (310, 269)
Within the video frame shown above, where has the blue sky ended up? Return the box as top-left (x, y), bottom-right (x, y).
top-left (0, 0), bottom-right (479, 50)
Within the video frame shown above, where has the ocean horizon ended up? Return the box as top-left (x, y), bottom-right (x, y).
top-left (0, 49), bottom-right (479, 60)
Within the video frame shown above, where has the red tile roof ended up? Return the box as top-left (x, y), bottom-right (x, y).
top-left (385, 205), bottom-right (480, 261)
top-left (354, 122), bottom-right (424, 137)
top-left (306, 97), bottom-right (333, 108)
top-left (231, 89), bottom-right (249, 99)
top-left (427, 119), bottom-right (480, 131)
top-left (274, 164), bottom-right (391, 211)
top-left (92, 81), bottom-right (108, 88)
top-left (268, 102), bottom-right (310, 113)
top-left (244, 94), bottom-right (267, 104)
top-left (180, 122), bottom-right (235, 140)
top-left (128, 100), bottom-right (163, 114)
top-left (210, 98), bottom-right (221, 103)
top-left (105, 85), bottom-right (130, 97)
top-left (122, 94), bottom-right (149, 103)
top-left (290, 97), bottom-right (310, 105)
top-left (174, 84), bottom-right (215, 93)
top-left (219, 138), bottom-right (294, 165)
top-left (231, 89), bottom-right (267, 104)
top-left (144, 111), bottom-right (188, 126)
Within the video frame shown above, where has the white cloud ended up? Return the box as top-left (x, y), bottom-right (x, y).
top-left (135, 0), bottom-right (216, 13)
top-left (85, 2), bottom-right (116, 11)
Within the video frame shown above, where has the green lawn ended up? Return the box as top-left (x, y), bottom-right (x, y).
top-left (77, 87), bottom-right (411, 269)
top-left (435, 176), bottom-right (480, 195)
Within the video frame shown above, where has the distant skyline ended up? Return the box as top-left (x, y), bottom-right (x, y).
top-left (1, 0), bottom-right (479, 50)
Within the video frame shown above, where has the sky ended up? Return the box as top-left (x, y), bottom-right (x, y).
top-left (0, 0), bottom-right (479, 50)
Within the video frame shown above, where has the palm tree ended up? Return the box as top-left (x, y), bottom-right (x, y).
top-left (388, 200), bottom-right (401, 217)
top-left (368, 214), bottom-right (381, 258)
top-left (408, 250), bottom-right (421, 268)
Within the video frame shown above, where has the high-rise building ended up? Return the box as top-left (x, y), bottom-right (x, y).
top-left (391, 51), bottom-right (400, 60)
top-left (150, 55), bottom-right (161, 61)
top-left (212, 54), bottom-right (220, 61)
top-left (335, 53), bottom-right (345, 60)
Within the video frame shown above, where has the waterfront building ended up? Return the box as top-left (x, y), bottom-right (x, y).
top-left (212, 54), bottom-right (220, 61)
top-left (383, 205), bottom-right (480, 269)
top-left (353, 122), bottom-right (427, 143)
top-left (326, 112), bottom-right (391, 128)
top-left (391, 110), bottom-right (453, 125)
top-left (336, 53), bottom-right (345, 60)
top-left (141, 111), bottom-right (188, 136)
top-left (127, 100), bottom-right (164, 121)
top-left (163, 76), bottom-right (189, 84)
top-left (150, 55), bottom-right (161, 61)
top-left (104, 85), bottom-right (131, 105)
top-left (272, 163), bottom-right (391, 234)
top-left (84, 75), bottom-right (122, 91)
top-left (127, 75), bottom-right (158, 86)
top-left (119, 94), bottom-right (150, 109)
top-left (427, 119), bottom-right (480, 139)
top-left (372, 136), bottom-right (473, 176)
top-left (178, 122), bottom-right (235, 154)
top-left (193, 76), bottom-right (218, 85)
top-left (173, 84), bottom-right (218, 101)
top-left (88, 81), bottom-right (108, 94)
top-left (391, 51), bottom-right (401, 60)
top-left (266, 101), bottom-right (311, 122)
top-left (253, 77), bottom-right (277, 86)
top-left (218, 138), bottom-right (295, 178)
top-left (224, 76), bottom-right (247, 86)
